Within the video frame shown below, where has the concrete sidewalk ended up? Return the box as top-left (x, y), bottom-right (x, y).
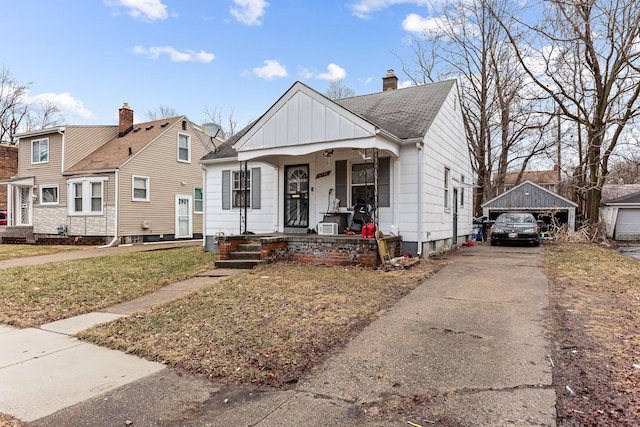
top-left (2, 243), bottom-right (556, 426)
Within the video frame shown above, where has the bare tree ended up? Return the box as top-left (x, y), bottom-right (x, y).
top-left (0, 65), bottom-right (30, 144)
top-left (325, 79), bottom-right (355, 100)
top-left (202, 105), bottom-right (238, 140)
top-left (23, 100), bottom-right (64, 132)
top-left (396, 0), bottom-right (555, 216)
top-left (494, 0), bottom-right (640, 224)
top-left (145, 105), bottom-right (178, 121)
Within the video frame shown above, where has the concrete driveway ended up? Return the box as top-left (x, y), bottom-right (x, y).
top-left (28, 242), bottom-right (555, 426)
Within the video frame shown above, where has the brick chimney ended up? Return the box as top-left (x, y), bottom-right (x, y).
top-left (119, 103), bottom-right (134, 137)
top-left (382, 69), bottom-right (398, 91)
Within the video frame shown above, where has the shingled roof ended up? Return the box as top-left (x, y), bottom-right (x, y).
top-left (66, 116), bottom-right (186, 173)
top-left (335, 79), bottom-right (456, 140)
top-left (201, 79), bottom-right (457, 162)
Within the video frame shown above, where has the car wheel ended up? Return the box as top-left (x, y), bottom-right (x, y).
top-left (491, 240), bottom-right (497, 246)
top-left (534, 241), bottom-right (540, 247)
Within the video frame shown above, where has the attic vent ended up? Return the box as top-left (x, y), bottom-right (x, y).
top-left (128, 147), bottom-right (133, 156)
top-left (161, 122), bottom-right (169, 127)
top-left (133, 127), bottom-right (141, 132)
top-left (182, 120), bottom-right (187, 130)
top-left (146, 125), bottom-right (154, 130)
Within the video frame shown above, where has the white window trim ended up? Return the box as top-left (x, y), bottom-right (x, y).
top-left (194, 187), bottom-right (203, 214)
top-left (31, 138), bottom-right (49, 164)
top-left (444, 167), bottom-right (451, 212)
top-left (175, 194), bottom-right (193, 238)
top-left (232, 170), bottom-right (251, 209)
top-left (177, 132), bottom-right (191, 163)
top-left (132, 175), bottom-right (150, 202)
top-left (39, 184), bottom-right (60, 205)
top-left (67, 176), bottom-right (108, 216)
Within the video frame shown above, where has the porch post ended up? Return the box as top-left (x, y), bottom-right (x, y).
top-left (373, 148), bottom-right (379, 229)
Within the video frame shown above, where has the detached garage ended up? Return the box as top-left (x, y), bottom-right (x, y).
top-left (482, 180), bottom-right (577, 231)
top-left (601, 191), bottom-right (640, 241)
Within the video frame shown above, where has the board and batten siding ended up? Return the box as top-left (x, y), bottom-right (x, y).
top-left (64, 126), bottom-right (119, 169)
top-left (118, 125), bottom-right (208, 237)
top-left (204, 161), bottom-right (277, 236)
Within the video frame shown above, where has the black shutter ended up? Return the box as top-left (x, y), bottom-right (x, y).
top-left (251, 167), bottom-right (261, 209)
top-left (222, 170), bottom-right (230, 210)
top-left (378, 157), bottom-right (390, 207)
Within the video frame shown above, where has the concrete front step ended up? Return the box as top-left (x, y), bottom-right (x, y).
top-left (237, 243), bottom-right (261, 252)
top-left (215, 259), bottom-right (266, 269)
top-left (229, 251), bottom-right (261, 260)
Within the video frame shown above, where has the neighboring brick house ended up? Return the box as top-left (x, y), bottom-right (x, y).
top-left (1, 104), bottom-right (218, 245)
top-left (0, 144), bottom-right (18, 211)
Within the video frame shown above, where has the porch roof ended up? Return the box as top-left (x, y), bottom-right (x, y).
top-left (0, 176), bottom-right (34, 186)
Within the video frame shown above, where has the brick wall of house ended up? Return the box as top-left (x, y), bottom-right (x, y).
top-left (0, 144), bottom-right (18, 210)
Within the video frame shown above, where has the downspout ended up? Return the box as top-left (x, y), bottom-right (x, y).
top-left (58, 128), bottom-right (65, 174)
top-left (202, 166), bottom-right (206, 246)
top-left (416, 141), bottom-right (424, 257)
top-left (98, 169), bottom-right (119, 248)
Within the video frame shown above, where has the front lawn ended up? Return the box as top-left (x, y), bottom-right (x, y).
top-left (78, 260), bottom-right (443, 386)
top-left (0, 246), bottom-right (217, 328)
top-left (0, 244), bottom-right (92, 261)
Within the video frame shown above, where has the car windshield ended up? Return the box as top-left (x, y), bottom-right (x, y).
top-left (497, 213), bottom-right (535, 223)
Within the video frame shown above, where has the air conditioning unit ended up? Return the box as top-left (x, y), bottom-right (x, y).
top-left (318, 222), bottom-right (339, 235)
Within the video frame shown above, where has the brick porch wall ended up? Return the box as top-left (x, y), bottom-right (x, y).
top-left (218, 234), bottom-right (402, 267)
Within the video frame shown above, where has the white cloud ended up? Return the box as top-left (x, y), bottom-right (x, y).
top-left (230, 0), bottom-right (268, 26)
top-left (316, 64), bottom-right (347, 81)
top-left (349, 0), bottom-right (431, 19)
top-left (106, 0), bottom-right (170, 22)
top-left (402, 13), bottom-right (443, 34)
top-left (252, 60), bottom-right (288, 79)
top-left (133, 46), bottom-right (215, 63)
top-left (25, 92), bottom-right (93, 119)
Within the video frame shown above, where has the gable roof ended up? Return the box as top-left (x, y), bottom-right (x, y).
top-left (604, 190), bottom-right (640, 205)
top-left (66, 116), bottom-right (187, 173)
top-left (201, 79), bottom-right (458, 162)
top-left (482, 180), bottom-right (577, 209)
top-left (335, 79), bottom-right (456, 140)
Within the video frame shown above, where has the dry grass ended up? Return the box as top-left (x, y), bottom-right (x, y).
top-left (0, 246), bottom-right (217, 328)
top-left (0, 244), bottom-right (92, 261)
top-left (545, 242), bottom-right (640, 353)
top-left (78, 260), bottom-right (444, 386)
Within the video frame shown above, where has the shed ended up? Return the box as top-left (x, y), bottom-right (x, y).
top-left (600, 190), bottom-right (640, 241)
top-left (482, 180), bottom-right (577, 230)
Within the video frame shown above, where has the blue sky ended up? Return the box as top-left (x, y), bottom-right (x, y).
top-left (1, 0), bottom-right (439, 130)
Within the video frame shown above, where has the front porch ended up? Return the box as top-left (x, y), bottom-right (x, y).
top-left (216, 233), bottom-right (403, 268)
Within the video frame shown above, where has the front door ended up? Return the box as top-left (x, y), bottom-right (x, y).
top-left (18, 187), bottom-right (32, 226)
top-left (175, 195), bottom-right (192, 238)
top-left (284, 164), bottom-right (309, 232)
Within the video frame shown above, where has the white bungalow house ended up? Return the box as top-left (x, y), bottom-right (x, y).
top-left (200, 70), bottom-right (473, 258)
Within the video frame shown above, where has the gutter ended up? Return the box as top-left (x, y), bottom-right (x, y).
top-left (98, 169), bottom-right (119, 248)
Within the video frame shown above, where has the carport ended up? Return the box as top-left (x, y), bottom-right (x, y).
top-left (600, 190), bottom-right (640, 241)
top-left (482, 180), bottom-right (577, 231)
